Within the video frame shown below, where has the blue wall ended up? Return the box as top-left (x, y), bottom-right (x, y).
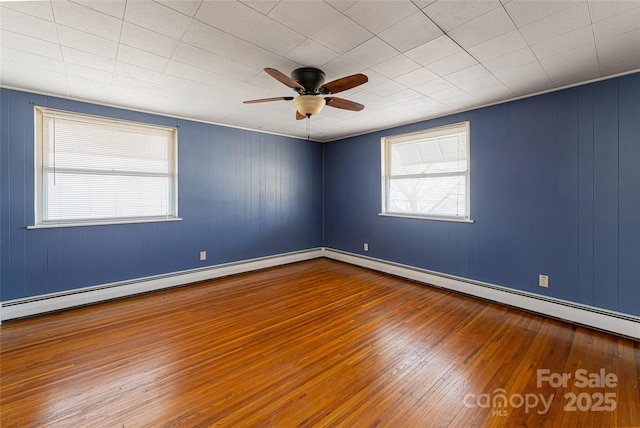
top-left (324, 72), bottom-right (640, 317)
top-left (0, 89), bottom-right (323, 301)
top-left (3, 73), bottom-right (639, 318)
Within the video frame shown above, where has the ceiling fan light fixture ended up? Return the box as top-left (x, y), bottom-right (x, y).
top-left (292, 95), bottom-right (324, 117)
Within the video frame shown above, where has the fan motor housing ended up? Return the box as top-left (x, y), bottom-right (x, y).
top-left (291, 67), bottom-right (326, 94)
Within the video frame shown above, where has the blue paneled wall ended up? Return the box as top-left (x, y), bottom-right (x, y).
top-left (324, 73), bottom-right (640, 317)
top-left (2, 73), bottom-right (639, 318)
top-left (0, 89), bottom-right (323, 301)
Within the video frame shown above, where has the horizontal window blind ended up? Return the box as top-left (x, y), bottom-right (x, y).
top-left (36, 107), bottom-right (178, 225)
top-left (382, 122), bottom-right (470, 220)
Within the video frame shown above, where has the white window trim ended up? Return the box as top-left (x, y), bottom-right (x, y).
top-left (380, 122), bottom-right (473, 222)
top-left (32, 107), bottom-right (180, 229)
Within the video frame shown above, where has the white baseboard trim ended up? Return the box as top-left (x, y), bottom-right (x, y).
top-left (2, 247), bottom-right (637, 340)
top-left (324, 248), bottom-right (640, 340)
top-left (1, 248), bottom-right (323, 322)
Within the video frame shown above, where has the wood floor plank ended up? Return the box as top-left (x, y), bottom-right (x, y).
top-left (1, 259), bottom-right (638, 427)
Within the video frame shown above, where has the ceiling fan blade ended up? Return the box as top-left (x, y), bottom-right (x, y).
top-left (325, 97), bottom-right (364, 111)
top-left (296, 111), bottom-right (306, 120)
top-left (320, 73), bottom-right (368, 95)
top-left (264, 68), bottom-right (304, 91)
top-left (243, 96), bottom-right (294, 104)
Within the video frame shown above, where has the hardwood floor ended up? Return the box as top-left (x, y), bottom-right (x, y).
top-left (1, 258), bottom-right (638, 427)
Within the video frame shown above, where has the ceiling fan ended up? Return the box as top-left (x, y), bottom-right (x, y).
top-left (243, 67), bottom-right (368, 120)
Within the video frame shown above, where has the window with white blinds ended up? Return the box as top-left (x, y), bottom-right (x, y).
top-left (34, 107), bottom-right (178, 227)
top-left (381, 122), bottom-right (471, 221)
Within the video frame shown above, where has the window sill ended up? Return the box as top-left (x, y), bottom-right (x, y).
top-left (28, 217), bottom-right (183, 229)
top-left (378, 213), bottom-right (475, 223)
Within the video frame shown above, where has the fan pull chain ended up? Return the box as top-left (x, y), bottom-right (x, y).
top-left (306, 116), bottom-right (310, 141)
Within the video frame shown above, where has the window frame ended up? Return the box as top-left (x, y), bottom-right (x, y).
top-left (380, 121), bottom-right (473, 223)
top-left (31, 107), bottom-right (180, 229)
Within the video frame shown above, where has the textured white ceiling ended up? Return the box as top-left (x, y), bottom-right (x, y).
top-left (1, 0), bottom-right (639, 141)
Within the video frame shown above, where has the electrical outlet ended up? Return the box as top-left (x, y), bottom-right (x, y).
top-left (200, 251), bottom-right (206, 261)
top-left (364, 243), bottom-right (369, 252)
top-left (539, 274), bottom-right (549, 288)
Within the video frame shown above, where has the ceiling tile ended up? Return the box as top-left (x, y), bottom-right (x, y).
top-left (124, 0), bottom-right (192, 40)
top-left (599, 56), bottom-right (640, 77)
top-left (504, 0), bottom-right (576, 27)
top-left (108, 88), bottom-right (147, 109)
top-left (120, 22), bottom-right (179, 58)
top-left (247, 70), bottom-right (293, 93)
top-left (426, 51), bottom-right (478, 76)
top-left (428, 86), bottom-right (479, 109)
top-left (413, 77), bottom-right (454, 95)
top-left (0, 7), bottom-right (58, 42)
top-left (414, 0), bottom-right (437, 8)
top-left (494, 62), bottom-right (555, 94)
top-left (445, 64), bottom-right (493, 86)
top-left (57, 25), bottom-right (118, 59)
top-left (539, 44), bottom-right (599, 71)
top-left (378, 12), bottom-right (443, 53)
top-left (457, 75), bottom-right (515, 99)
top-left (596, 29), bottom-right (640, 69)
top-left (267, 1), bottom-right (340, 38)
top-left (518, 2), bottom-right (591, 46)
top-left (325, 0), bottom-right (358, 12)
top-left (405, 35), bottom-right (461, 66)
top-left (0, 30), bottom-right (62, 60)
top-left (342, 88), bottom-right (381, 105)
top-left (483, 47), bottom-right (537, 73)
top-left (0, 63), bottom-right (69, 95)
top-left (405, 100), bottom-right (450, 118)
top-left (227, 40), bottom-right (281, 69)
top-left (182, 20), bottom-right (241, 57)
top-left (155, 72), bottom-right (213, 95)
top-left (195, 0), bottom-right (265, 38)
top-left (448, 7), bottom-right (516, 48)
top-left (67, 75), bottom-right (112, 102)
top-left (114, 61), bottom-right (161, 83)
top-left (467, 30), bottom-right (527, 62)
top-left (240, 1), bottom-right (278, 15)
top-left (588, 0), bottom-right (640, 22)
top-left (541, 47), bottom-right (601, 87)
top-left (371, 55), bottom-right (421, 79)
top-left (384, 88), bottom-right (426, 104)
top-left (312, 14), bottom-right (373, 54)
top-left (592, 10), bottom-right (640, 42)
top-left (162, 60), bottom-right (256, 97)
top-left (245, 18), bottom-right (306, 56)
top-left (51, 0), bottom-right (122, 41)
top-left (268, 58), bottom-right (308, 77)
top-left (65, 62), bottom-right (113, 83)
top-left (74, 1), bottom-right (126, 19)
top-left (344, 37), bottom-right (399, 68)
top-left (111, 74), bottom-right (155, 93)
top-left (394, 67), bottom-right (439, 90)
top-left (0, 1), bottom-right (54, 21)
top-left (156, 0), bottom-right (203, 17)
top-left (286, 39), bottom-right (340, 68)
top-left (531, 26), bottom-right (595, 60)
top-left (116, 45), bottom-right (170, 72)
top-left (344, 0), bottom-right (418, 34)
top-left (171, 43), bottom-right (258, 82)
top-left (503, 78), bottom-right (556, 97)
top-left (422, 0), bottom-right (501, 32)
top-left (2, 0), bottom-right (639, 142)
top-left (2, 47), bottom-right (66, 74)
top-left (62, 46), bottom-right (115, 72)
top-left (367, 79), bottom-right (408, 96)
